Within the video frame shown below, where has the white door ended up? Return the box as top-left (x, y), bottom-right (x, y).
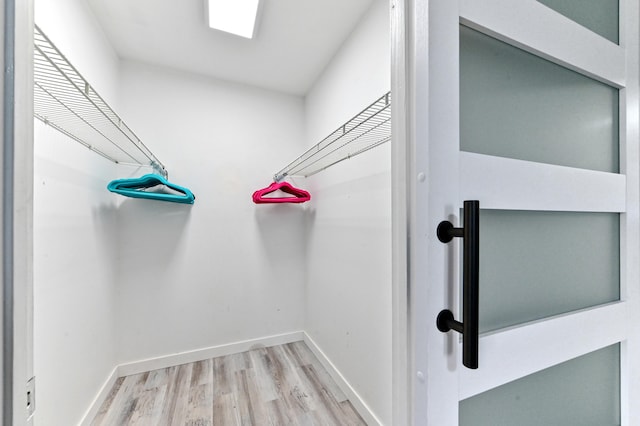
top-left (408, 0), bottom-right (640, 424)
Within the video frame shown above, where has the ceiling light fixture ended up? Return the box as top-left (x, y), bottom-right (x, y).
top-left (207, 0), bottom-right (261, 39)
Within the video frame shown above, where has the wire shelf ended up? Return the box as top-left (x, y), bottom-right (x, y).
top-left (33, 25), bottom-right (168, 178)
top-left (274, 91), bottom-right (391, 181)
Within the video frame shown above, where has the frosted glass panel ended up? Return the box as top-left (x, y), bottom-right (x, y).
top-left (479, 210), bottom-right (619, 332)
top-left (460, 344), bottom-right (620, 426)
top-left (460, 26), bottom-right (619, 173)
top-left (537, 0), bottom-right (619, 43)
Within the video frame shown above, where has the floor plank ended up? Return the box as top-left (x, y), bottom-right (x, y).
top-left (92, 342), bottom-right (367, 426)
top-left (91, 376), bottom-right (125, 425)
top-left (128, 386), bottom-right (167, 425)
top-left (288, 342), bottom-right (348, 403)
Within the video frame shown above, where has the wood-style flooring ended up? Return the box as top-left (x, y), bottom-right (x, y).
top-left (91, 341), bottom-right (367, 425)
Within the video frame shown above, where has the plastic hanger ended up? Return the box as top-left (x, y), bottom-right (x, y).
top-left (107, 174), bottom-right (195, 204)
top-left (252, 181), bottom-right (311, 204)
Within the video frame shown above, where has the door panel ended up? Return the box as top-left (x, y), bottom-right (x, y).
top-left (459, 153), bottom-right (626, 212)
top-left (460, 344), bottom-right (620, 426)
top-left (460, 0), bottom-right (624, 87)
top-left (460, 25), bottom-right (619, 173)
top-left (459, 302), bottom-right (626, 400)
top-left (478, 210), bottom-right (619, 332)
top-left (537, 0), bottom-right (619, 43)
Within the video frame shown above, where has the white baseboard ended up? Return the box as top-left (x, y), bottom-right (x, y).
top-left (303, 332), bottom-right (383, 426)
top-left (79, 366), bottom-right (119, 426)
top-left (118, 331), bottom-right (304, 377)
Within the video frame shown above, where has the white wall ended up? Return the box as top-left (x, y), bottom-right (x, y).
top-left (115, 61), bottom-right (307, 364)
top-left (33, 0), bottom-right (121, 425)
top-left (305, 0), bottom-right (391, 144)
top-left (303, 0), bottom-right (392, 424)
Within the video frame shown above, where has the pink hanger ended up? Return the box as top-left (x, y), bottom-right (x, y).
top-left (252, 181), bottom-right (311, 204)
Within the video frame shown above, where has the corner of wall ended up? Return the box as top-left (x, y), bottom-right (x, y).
top-left (301, 0), bottom-right (392, 423)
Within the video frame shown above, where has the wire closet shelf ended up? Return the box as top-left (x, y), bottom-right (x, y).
top-left (274, 91), bottom-right (391, 181)
top-left (33, 25), bottom-right (168, 178)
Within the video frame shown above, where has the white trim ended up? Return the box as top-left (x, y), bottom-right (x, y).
top-left (78, 367), bottom-right (119, 426)
top-left (460, 0), bottom-right (625, 87)
top-left (117, 331), bottom-right (304, 377)
top-left (390, 0), bottom-right (410, 425)
top-left (460, 152), bottom-right (627, 212)
top-left (12, 0), bottom-right (34, 424)
top-left (408, 0), bottom-right (462, 424)
top-left (459, 302), bottom-right (627, 400)
top-left (0, 1), bottom-right (6, 419)
top-left (302, 332), bottom-right (383, 426)
top-left (619, 0), bottom-right (640, 423)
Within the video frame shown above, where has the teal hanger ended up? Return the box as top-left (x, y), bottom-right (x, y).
top-left (107, 174), bottom-right (195, 204)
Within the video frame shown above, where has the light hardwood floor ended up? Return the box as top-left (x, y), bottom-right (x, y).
top-left (91, 341), bottom-right (367, 425)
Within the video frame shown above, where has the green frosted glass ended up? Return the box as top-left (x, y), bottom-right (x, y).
top-left (478, 210), bottom-right (619, 333)
top-left (460, 344), bottom-right (620, 426)
top-left (537, 0), bottom-right (619, 43)
top-left (460, 26), bottom-right (619, 173)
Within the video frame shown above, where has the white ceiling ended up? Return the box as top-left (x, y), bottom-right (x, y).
top-left (85, 0), bottom-right (375, 96)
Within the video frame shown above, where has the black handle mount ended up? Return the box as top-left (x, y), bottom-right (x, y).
top-left (436, 200), bottom-right (480, 370)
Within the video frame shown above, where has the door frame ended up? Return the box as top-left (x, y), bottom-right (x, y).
top-left (397, 0), bottom-right (640, 424)
top-left (2, 0), bottom-right (34, 424)
top-left (390, 0), bottom-right (410, 424)
top-left (15, 0), bottom-right (413, 425)
top-left (9, 1), bottom-right (412, 425)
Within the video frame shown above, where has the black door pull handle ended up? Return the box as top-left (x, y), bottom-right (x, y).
top-left (436, 200), bottom-right (479, 369)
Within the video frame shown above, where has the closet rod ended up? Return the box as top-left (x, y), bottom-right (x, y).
top-left (274, 91), bottom-right (391, 181)
top-left (33, 25), bottom-right (168, 178)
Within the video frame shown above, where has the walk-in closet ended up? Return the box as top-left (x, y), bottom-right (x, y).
top-left (13, 0), bottom-right (634, 425)
top-left (33, 0), bottom-right (393, 424)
